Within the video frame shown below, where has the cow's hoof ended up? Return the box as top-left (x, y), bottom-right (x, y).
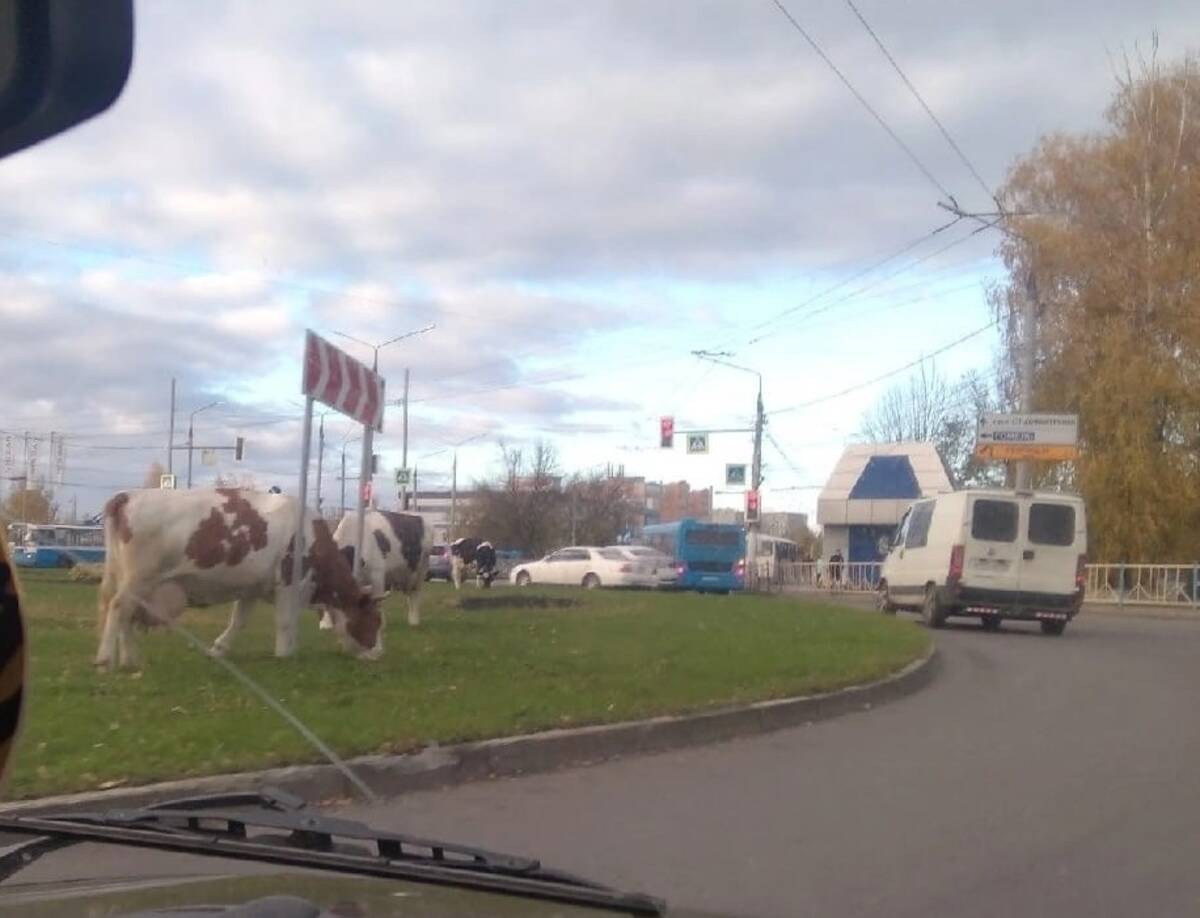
top-left (318, 617), bottom-right (334, 632)
top-left (93, 658), bottom-right (114, 673)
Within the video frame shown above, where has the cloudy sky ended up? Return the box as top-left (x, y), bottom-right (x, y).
top-left (1, 0), bottom-right (1196, 523)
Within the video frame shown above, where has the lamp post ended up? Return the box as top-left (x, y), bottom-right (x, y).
top-left (186, 401), bottom-right (221, 489)
top-left (330, 324), bottom-right (435, 585)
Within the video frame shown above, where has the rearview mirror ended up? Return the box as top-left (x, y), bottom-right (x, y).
top-left (0, 0), bottom-right (134, 160)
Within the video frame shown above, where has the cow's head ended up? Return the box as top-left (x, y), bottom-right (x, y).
top-left (326, 587), bottom-right (385, 660)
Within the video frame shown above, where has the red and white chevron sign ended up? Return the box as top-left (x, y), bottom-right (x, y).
top-left (302, 331), bottom-right (386, 431)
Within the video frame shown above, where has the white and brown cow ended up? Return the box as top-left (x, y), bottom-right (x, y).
top-left (326, 509), bottom-right (431, 629)
top-left (95, 488), bottom-right (382, 671)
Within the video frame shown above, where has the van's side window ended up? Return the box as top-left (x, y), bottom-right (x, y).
top-left (904, 501), bottom-right (935, 549)
top-left (1029, 503), bottom-right (1075, 546)
top-left (894, 509), bottom-right (912, 547)
top-left (971, 499), bottom-right (1018, 542)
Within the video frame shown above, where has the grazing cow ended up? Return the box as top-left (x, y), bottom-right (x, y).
top-left (95, 488), bottom-right (382, 671)
top-left (325, 510), bottom-right (431, 628)
top-left (449, 537), bottom-right (481, 590)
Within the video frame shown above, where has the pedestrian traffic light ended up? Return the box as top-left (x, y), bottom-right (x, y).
top-left (660, 416), bottom-right (674, 449)
top-left (234, 437), bottom-right (245, 461)
top-left (745, 489), bottom-right (761, 523)
top-left (371, 453), bottom-right (380, 474)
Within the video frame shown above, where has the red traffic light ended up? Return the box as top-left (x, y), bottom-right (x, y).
top-left (660, 416), bottom-right (675, 449)
top-left (745, 489), bottom-right (761, 523)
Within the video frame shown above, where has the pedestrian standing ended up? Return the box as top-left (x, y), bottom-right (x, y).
top-left (829, 549), bottom-right (844, 591)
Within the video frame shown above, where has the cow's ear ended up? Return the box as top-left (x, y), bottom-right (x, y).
top-left (340, 545), bottom-right (355, 568)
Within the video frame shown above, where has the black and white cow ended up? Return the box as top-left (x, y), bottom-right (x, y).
top-left (329, 510), bottom-right (431, 627)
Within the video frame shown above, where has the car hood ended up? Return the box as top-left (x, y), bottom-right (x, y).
top-left (0, 870), bottom-right (715, 917)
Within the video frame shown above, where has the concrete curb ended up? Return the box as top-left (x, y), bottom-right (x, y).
top-left (2, 646), bottom-right (938, 815)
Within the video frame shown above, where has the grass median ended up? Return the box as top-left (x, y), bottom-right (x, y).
top-left (8, 571), bottom-right (929, 799)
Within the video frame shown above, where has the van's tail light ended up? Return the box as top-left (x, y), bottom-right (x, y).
top-left (675, 563), bottom-right (686, 576)
top-left (947, 544), bottom-right (965, 585)
top-left (1075, 554), bottom-right (1087, 591)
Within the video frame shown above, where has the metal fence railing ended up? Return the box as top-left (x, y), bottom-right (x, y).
top-left (774, 560), bottom-right (1200, 609)
top-left (1084, 563), bottom-right (1199, 608)
top-left (776, 562), bottom-right (881, 593)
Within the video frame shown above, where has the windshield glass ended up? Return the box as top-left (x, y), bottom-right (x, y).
top-left (2, 4), bottom-right (1191, 916)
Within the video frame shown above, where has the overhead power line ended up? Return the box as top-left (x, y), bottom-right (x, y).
top-left (748, 218), bottom-right (997, 345)
top-left (768, 0), bottom-right (957, 203)
top-left (741, 217), bottom-right (961, 339)
top-left (842, 0), bottom-right (995, 206)
top-left (768, 319), bottom-right (999, 416)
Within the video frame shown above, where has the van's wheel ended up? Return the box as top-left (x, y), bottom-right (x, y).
top-left (1041, 619), bottom-right (1066, 636)
top-left (875, 580), bottom-right (896, 615)
top-left (981, 615), bottom-right (1001, 631)
top-left (921, 585), bottom-right (948, 629)
top-left (582, 573), bottom-right (601, 590)
top-left (515, 571), bottom-right (531, 587)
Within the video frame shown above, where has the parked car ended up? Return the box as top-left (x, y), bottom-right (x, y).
top-left (510, 546), bottom-right (658, 589)
top-left (877, 488), bottom-right (1087, 635)
top-left (608, 545), bottom-right (679, 588)
top-left (426, 543), bottom-right (452, 581)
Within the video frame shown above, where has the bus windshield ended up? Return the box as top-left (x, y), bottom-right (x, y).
top-left (684, 528), bottom-right (741, 547)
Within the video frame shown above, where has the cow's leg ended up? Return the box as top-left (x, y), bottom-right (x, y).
top-left (318, 608), bottom-right (335, 631)
top-left (211, 599), bottom-right (253, 657)
top-left (406, 587), bottom-right (421, 627)
top-left (95, 593), bottom-right (125, 671)
top-left (451, 557), bottom-right (463, 590)
top-left (274, 592), bottom-right (299, 658)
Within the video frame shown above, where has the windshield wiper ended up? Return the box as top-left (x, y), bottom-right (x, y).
top-left (0, 787), bottom-right (664, 916)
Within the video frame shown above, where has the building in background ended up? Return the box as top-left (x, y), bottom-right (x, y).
top-left (404, 489), bottom-right (482, 544)
top-left (659, 481), bottom-right (713, 523)
top-left (817, 442), bottom-right (953, 564)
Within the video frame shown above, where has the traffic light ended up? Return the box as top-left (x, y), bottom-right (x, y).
top-left (660, 416), bottom-right (674, 449)
top-left (234, 437), bottom-right (245, 461)
top-left (745, 489), bottom-right (761, 524)
top-left (371, 453), bottom-right (380, 474)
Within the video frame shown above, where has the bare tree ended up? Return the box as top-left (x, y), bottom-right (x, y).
top-left (463, 442), bottom-right (566, 556)
top-left (859, 363), bottom-right (1006, 488)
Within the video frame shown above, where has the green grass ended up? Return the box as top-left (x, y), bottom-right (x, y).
top-left (8, 571), bottom-right (929, 799)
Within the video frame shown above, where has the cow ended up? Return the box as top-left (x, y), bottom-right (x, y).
top-left (321, 509), bottom-right (431, 629)
top-left (95, 488), bottom-right (382, 671)
top-left (449, 537), bottom-right (481, 590)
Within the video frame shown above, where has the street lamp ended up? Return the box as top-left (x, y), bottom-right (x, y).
top-left (340, 431), bottom-right (362, 518)
top-left (330, 322), bottom-right (436, 511)
top-left (186, 400), bottom-right (221, 489)
top-left (692, 350), bottom-right (766, 587)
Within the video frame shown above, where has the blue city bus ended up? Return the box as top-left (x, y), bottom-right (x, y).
top-left (641, 519), bottom-right (747, 593)
top-left (7, 523), bottom-right (106, 569)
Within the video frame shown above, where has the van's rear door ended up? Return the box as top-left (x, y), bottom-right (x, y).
top-left (1020, 499), bottom-right (1082, 599)
top-left (965, 496), bottom-right (1021, 591)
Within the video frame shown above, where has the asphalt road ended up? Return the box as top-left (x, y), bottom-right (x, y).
top-left (331, 613), bottom-right (1200, 918)
top-left (12, 613), bottom-right (1200, 917)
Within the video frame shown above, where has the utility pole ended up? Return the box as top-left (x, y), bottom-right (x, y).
top-left (167, 378), bottom-right (176, 475)
top-left (749, 380), bottom-right (765, 590)
top-left (449, 451), bottom-right (457, 541)
top-left (20, 432), bottom-right (28, 523)
top-left (186, 401), bottom-right (220, 489)
top-left (691, 350), bottom-right (765, 589)
top-left (314, 414), bottom-right (325, 513)
top-left (400, 368), bottom-right (410, 510)
top-left (340, 447), bottom-right (347, 518)
top-left (1015, 266), bottom-right (1038, 490)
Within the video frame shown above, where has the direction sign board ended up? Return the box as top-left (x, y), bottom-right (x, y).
top-left (302, 331), bottom-right (386, 431)
top-left (975, 413), bottom-right (1079, 461)
top-left (726, 463), bottom-right (747, 486)
top-left (686, 433), bottom-right (709, 455)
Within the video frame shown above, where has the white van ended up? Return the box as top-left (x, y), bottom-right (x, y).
top-left (877, 489), bottom-right (1087, 635)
